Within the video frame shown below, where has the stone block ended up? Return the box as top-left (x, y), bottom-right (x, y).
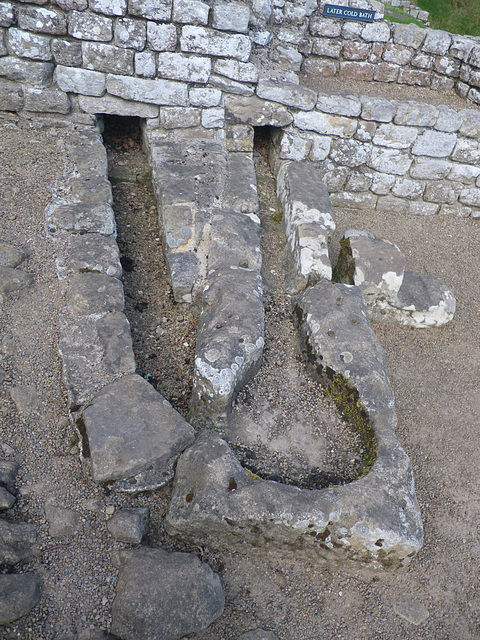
top-left (82, 374), bottom-right (195, 487)
top-left (189, 86), bottom-right (221, 107)
top-left (329, 138), bottom-right (371, 168)
top-left (371, 172), bottom-right (395, 195)
top-left (360, 96), bottom-right (396, 123)
top-left (208, 209), bottom-right (261, 271)
top-left (55, 65), bottom-right (106, 96)
top-left (302, 56), bottom-right (338, 78)
top-left (330, 191), bottom-right (378, 210)
top-left (459, 109), bottom-right (480, 138)
top-left (373, 123), bottom-right (417, 149)
top-left (90, 0), bottom-right (126, 16)
top-left (57, 233), bottom-right (122, 280)
top-left (213, 58), bottom-right (258, 83)
top-left (0, 2), bottom-right (14, 27)
top-left (201, 105), bottom-right (224, 128)
top-left (448, 162), bottom-right (480, 183)
top-left (213, 2), bottom-right (250, 33)
top-left (209, 73), bottom-right (254, 97)
top-left (355, 120), bottom-right (377, 142)
top-left (68, 10), bottom-right (113, 41)
top-left (173, 0), bottom-right (209, 25)
top-left (342, 40), bottom-right (370, 61)
top-left (381, 43), bottom-right (412, 66)
top-left (114, 17), bottom-right (146, 50)
top-left (166, 251), bottom-right (199, 303)
top-left (157, 52), bottom-right (211, 82)
top-left (407, 201), bottom-right (439, 215)
top-left (452, 138), bottom-right (480, 164)
top-left (339, 61), bottom-right (374, 81)
top-left (46, 202), bottom-right (115, 236)
top-left (111, 547), bottom-right (224, 640)
top-left (411, 53), bottom-right (433, 70)
top-left (225, 95), bottom-right (293, 127)
top-left (45, 502), bottom-right (81, 537)
top-left (7, 27), bottom-right (52, 61)
top-left (222, 152), bottom-right (257, 213)
top-left (181, 25), bottom-right (251, 62)
top-left (79, 93), bottom-right (159, 117)
top-left (375, 194), bottom-right (408, 214)
top-left (316, 93), bottom-right (361, 117)
top-left (18, 6), bottom-right (67, 34)
top-left (128, 0), bottom-right (171, 21)
top-left (54, 0), bottom-right (88, 9)
top-left (51, 39), bottom-right (82, 66)
top-left (368, 147), bottom-right (412, 175)
top-left (147, 21), bottom-right (177, 51)
top-left (439, 203), bottom-right (471, 217)
top-left (107, 508), bottom-right (149, 542)
top-left (345, 171), bottom-right (373, 192)
top-left (255, 78), bottom-right (317, 110)
top-left (434, 55), bottom-right (460, 78)
top-left (0, 243), bottom-right (25, 269)
top-left (434, 105), bottom-right (462, 133)
top-left (0, 520), bottom-right (36, 566)
top-left (225, 123), bottom-right (253, 152)
top-left (309, 15), bottom-right (341, 37)
top-left (362, 20), bottom-right (390, 42)
top-left (107, 74), bottom-right (188, 105)
top-left (83, 42), bottom-right (134, 75)
top-left (0, 78), bottom-right (24, 111)
top-left (0, 574), bottom-right (41, 625)
top-left (160, 106), bottom-right (200, 128)
top-left (424, 180), bottom-right (460, 204)
top-left (398, 68), bottom-right (431, 86)
top-left (409, 157), bottom-right (452, 180)
top-left (422, 28), bottom-right (451, 55)
top-left (271, 127), bottom-right (311, 161)
top-left (309, 134), bottom-right (331, 161)
top-left (392, 177), bottom-right (424, 199)
top-left (189, 266), bottom-right (264, 428)
top-left (411, 130), bottom-right (457, 158)
top-left (294, 110), bottom-right (356, 137)
top-left (276, 160), bottom-right (334, 281)
top-left (311, 36), bottom-right (341, 59)
top-left (135, 51), bottom-right (156, 77)
top-left (59, 311), bottom-right (135, 407)
top-left (24, 86), bottom-right (70, 114)
top-left (394, 101), bottom-right (438, 126)
top-left (0, 267), bottom-right (33, 304)
top-left (65, 272), bottom-right (124, 317)
top-left (459, 187), bottom-right (480, 207)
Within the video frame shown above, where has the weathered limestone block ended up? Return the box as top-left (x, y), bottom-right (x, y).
top-left (451, 138), bottom-right (480, 164)
top-left (422, 28), bottom-right (451, 55)
top-left (56, 233), bottom-right (122, 280)
top-left (0, 574), bottom-right (41, 625)
top-left (189, 267), bottom-right (264, 428)
top-left (65, 272), bottom-right (124, 317)
top-left (161, 106), bottom-right (201, 128)
top-left (208, 209), bottom-right (261, 271)
top-left (0, 520), bottom-right (36, 566)
top-left (276, 161), bottom-right (335, 283)
top-left (0, 243), bottom-right (25, 269)
top-left (373, 123), bottom-right (417, 149)
top-left (459, 109), bottom-right (480, 138)
top-left (111, 547), bottom-right (224, 640)
top-left (166, 251), bottom-right (200, 303)
top-left (316, 92), bottom-right (361, 117)
top-left (157, 52), bottom-right (211, 82)
top-left (46, 202), bottom-right (115, 236)
top-left (82, 374), bottom-right (195, 489)
top-left (189, 86), bottom-right (222, 106)
top-left (79, 94), bottom-right (159, 118)
top-left (107, 74), bottom-right (188, 105)
top-left (173, 0), bottom-right (210, 25)
top-left (7, 27), bottom-right (52, 61)
top-left (17, 6), bottom-right (67, 34)
top-left (209, 73), bottom-right (254, 97)
top-left (360, 96), bottom-right (396, 122)
top-left (82, 41), bottom-right (134, 75)
top-left (213, 59), bottom-right (258, 83)
top-left (135, 50), bottom-right (156, 77)
top-left (374, 271), bottom-right (456, 328)
top-left (107, 507), bottom-right (149, 543)
top-left (225, 124), bottom-right (253, 152)
top-left (271, 127), bottom-right (312, 161)
top-left (114, 17), bottom-right (146, 50)
top-left (394, 101), bottom-right (438, 127)
top-left (256, 79), bottom-right (316, 110)
top-left (329, 138), bottom-right (371, 167)
top-left (224, 95), bottom-right (293, 127)
top-left (0, 78), bottom-right (23, 111)
top-left (212, 2), bottom-right (250, 33)
top-left (90, 0), bottom-right (126, 16)
top-left (294, 110), bottom-right (357, 137)
top-left (0, 56), bottom-right (53, 84)
top-left (24, 86), bottom-right (70, 113)
top-left (129, 0), bottom-right (171, 21)
top-left (411, 130), bottom-right (457, 158)
top-left (0, 2), bottom-right (14, 27)
top-left (59, 311), bottom-right (136, 407)
top-left (368, 147), bottom-right (412, 175)
top-left (51, 40), bottom-right (82, 66)
top-left (334, 231), bottom-right (405, 308)
top-left (146, 21), bottom-right (177, 51)
top-left (180, 25), bottom-right (251, 62)
top-left (55, 65), bottom-right (106, 97)
top-left (0, 267), bottom-right (33, 305)
top-left (410, 157), bottom-right (452, 179)
top-left (223, 152), bottom-right (258, 214)
top-left (68, 10), bottom-right (113, 41)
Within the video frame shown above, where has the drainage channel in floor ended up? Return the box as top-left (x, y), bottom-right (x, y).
top-left (228, 127), bottom-right (367, 490)
top-left (100, 115), bottom-right (198, 419)
top-left (101, 116), bottom-right (369, 492)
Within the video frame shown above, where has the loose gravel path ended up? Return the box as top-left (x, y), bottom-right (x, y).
top-left (1, 82), bottom-right (480, 638)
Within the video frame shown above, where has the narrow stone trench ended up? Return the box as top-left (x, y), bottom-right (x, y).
top-left (229, 129), bottom-right (366, 489)
top-left (101, 117), bottom-right (367, 493)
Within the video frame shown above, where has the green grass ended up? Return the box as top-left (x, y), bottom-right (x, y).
top-left (382, 3), bottom-right (426, 28)
top-left (415, 0), bottom-right (480, 36)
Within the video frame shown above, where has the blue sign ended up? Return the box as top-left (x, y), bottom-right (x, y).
top-left (323, 4), bottom-right (376, 22)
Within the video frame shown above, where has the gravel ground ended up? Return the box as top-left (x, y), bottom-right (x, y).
top-left (1, 77), bottom-right (480, 639)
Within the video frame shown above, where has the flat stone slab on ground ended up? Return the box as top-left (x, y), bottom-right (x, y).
top-left (65, 272), bottom-right (125, 317)
top-left (208, 209), bottom-right (261, 272)
top-left (45, 202), bottom-right (116, 237)
top-left (81, 374), bottom-right (195, 490)
top-left (107, 507), bottom-right (149, 543)
top-left (394, 594), bottom-right (429, 625)
top-left (9, 385), bottom-right (39, 415)
top-left (0, 519), bottom-right (36, 566)
top-left (238, 630), bottom-right (279, 640)
top-left (0, 267), bottom-right (33, 304)
top-left (59, 310), bottom-right (136, 408)
top-left (56, 233), bottom-right (123, 280)
top-left (111, 546), bottom-right (224, 640)
top-left (0, 573), bottom-right (41, 625)
top-left (45, 502), bottom-right (81, 537)
top-left (0, 242), bottom-right (26, 268)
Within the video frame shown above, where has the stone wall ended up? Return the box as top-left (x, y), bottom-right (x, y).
top-left (1, 0), bottom-right (480, 214)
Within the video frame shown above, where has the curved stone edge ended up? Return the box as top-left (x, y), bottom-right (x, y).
top-left (166, 280), bottom-right (423, 568)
